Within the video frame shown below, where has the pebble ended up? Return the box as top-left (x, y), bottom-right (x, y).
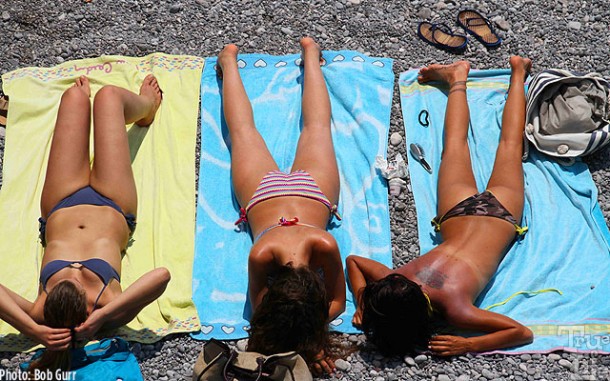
top-left (481, 369), bottom-right (496, 379)
top-left (438, 375), bottom-right (451, 381)
top-left (568, 21), bottom-right (582, 30)
top-left (335, 358), bottom-right (351, 372)
top-left (404, 356), bottom-right (416, 366)
top-left (559, 359), bottom-right (573, 369)
top-left (417, 8), bottom-right (432, 19)
top-left (492, 16), bottom-right (510, 31)
top-left (1, 11), bottom-right (9, 21)
top-left (548, 353), bottom-right (562, 361)
top-left (414, 354), bottom-right (428, 364)
top-left (169, 4), bottom-right (182, 13)
top-left (390, 132), bottom-right (403, 146)
top-left (236, 339), bottom-right (248, 351)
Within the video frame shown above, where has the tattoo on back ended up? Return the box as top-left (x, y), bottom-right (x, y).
top-left (416, 268), bottom-right (447, 289)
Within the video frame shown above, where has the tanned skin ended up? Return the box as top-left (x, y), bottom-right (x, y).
top-left (348, 57), bottom-right (534, 356)
top-left (217, 38), bottom-right (346, 374)
top-left (0, 76), bottom-right (170, 350)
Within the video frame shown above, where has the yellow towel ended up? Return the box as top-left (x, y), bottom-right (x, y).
top-left (0, 54), bottom-right (203, 351)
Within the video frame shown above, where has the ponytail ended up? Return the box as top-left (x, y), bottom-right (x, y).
top-left (28, 280), bottom-right (87, 375)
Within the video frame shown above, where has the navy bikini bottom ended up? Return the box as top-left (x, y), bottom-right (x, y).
top-left (39, 186), bottom-right (136, 246)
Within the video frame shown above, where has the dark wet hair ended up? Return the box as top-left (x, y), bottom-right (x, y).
top-left (247, 266), bottom-right (330, 363)
top-left (361, 274), bottom-right (432, 356)
top-left (29, 280), bottom-right (87, 375)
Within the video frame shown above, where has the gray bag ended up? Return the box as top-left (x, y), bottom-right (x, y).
top-left (524, 69), bottom-right (610, 159)
top-left (193, 339), bottom-right (312, 381)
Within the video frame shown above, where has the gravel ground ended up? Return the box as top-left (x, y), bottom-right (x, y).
top-left (1, 0), bottom-right (610, 380)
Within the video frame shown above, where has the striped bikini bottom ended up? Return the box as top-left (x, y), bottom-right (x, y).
top-left (235, 170), bottom-right (340, 226)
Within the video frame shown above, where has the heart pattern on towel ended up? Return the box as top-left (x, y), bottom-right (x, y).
top-left (372, 60), bottom-right (385, 67)
top-left (352, 56), bottom-right (365, 62)
top-left (294, 58), bottom-right (303, 66)
top-left (243, 325), bottom-right (251, 332)
top-left (330, 318), bottom-right (343, 326)
top-left (201, 325), bottom-right (214, 335)
top-left (275, 61), bottom-right (287, 68)
top-left (221, 325), bottom-right (235, 334)
top-left (333, 54), bottom-right (345, 62)
top-left (254, 59), bottom-right (267, 68)
top-left (237, 59), bottom-right (247, 69)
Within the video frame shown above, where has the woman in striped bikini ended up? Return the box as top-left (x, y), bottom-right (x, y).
top-left (217, 37), bottom-right (345, 374)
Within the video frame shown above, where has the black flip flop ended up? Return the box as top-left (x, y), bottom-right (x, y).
top-left (457, 9), bottom-right (502, 48)
top-left (417, 21), bottom-right (468, 53)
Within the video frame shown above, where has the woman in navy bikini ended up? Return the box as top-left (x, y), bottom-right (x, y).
top-left (0, 75), bottom-right (169, 367)
top-left (347, 57), bottom-right (534, 356)
top-left (216, 37), bottom-right (345, 374)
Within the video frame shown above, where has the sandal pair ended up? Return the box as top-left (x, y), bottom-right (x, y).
top-left (418, 9), bottom-right (502, 52)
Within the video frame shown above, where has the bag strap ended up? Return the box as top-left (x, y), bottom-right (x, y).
top-left (222, 351), bottom-right (267, 381)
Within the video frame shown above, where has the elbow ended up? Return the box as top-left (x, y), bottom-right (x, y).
top-left (155, 267), bottom-right (171, 288)
top-left (520, 326), bottom-right (534, 345)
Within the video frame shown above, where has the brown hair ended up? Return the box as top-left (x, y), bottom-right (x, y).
top-left (28, 280), bottom-right (87, 376)
top-left (247, 266), bottom-right (331, 363)
top-left (361, 273), bottom-right (432, 355)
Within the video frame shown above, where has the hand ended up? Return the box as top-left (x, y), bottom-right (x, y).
top-left (309, 349), bottom-right (336, 376)
top-left (352, 308), bottom-right (363, 328)
top-left (32, 325), bottom-right (72, 351)
top-left (428, 335), bottom-right (472, 356)
top-left (75, 309), bottom-right (106, 341)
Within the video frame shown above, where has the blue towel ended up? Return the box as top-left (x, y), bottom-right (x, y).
top-left (192, 51), bottom-right (394, 340)
top-left (400, 68), bottom-right (610, 353)
top-left (21, 338), bottom-right (143, 381)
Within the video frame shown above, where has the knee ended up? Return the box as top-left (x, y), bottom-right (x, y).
top-left (61, 86), bottom-right (90, 109)
top-left (93, 85), bottom-right (121, 108)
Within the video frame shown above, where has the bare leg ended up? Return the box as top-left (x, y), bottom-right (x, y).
top-left (40, 76), bottom-right (92, 217)
top-left (485, 57), bottom-right (532, 221)
top-left (419, 61), bottom-right (477, 216)
top-left (218, 44), bottom-right (279, 207)
top-left (89, 75), bottom-right (162, 216)
top-left (291, 37), bottom-right (339, 205)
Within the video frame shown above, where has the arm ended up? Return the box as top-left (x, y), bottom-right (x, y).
top-left (318, 238), bottom-right (345, 322)
top-left (345, 255), bottom-right (391, 327)
top-left (430, 302), bottom-right (533, 355)
top-left (0, 284), bottom-right (71, 350)
top-left (247, 246), bottom-right (275, 312)
top-left (76, 267), bottom-right (170, 338)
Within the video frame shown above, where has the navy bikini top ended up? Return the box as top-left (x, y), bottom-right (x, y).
top-left (40, 258), bottom-right (120, 310)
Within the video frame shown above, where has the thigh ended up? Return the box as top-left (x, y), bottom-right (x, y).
top-left (40, 87), bottom-right (91, 217)
top-left (436, 144), bottom-right (478, 217)
top-left (230, 129), bottom-right (279, 207)
top-left (485, 142), bottom-right (524, 221)
top-left (291, 124), bottom-right (340, 205)
top-left (89, 94), bottom-right (138, 215)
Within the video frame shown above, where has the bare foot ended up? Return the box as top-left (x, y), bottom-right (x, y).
top-left (509, 56), bottom-right (532, 80)
top-left (418, 61), bottom-right (471, 86)
top-left (135, 74), bottom-right (162, 127)
top-left (73, 75), bottom-right (91, 97)
top-left (300, 37), bottom-right (323, 64)
top-left (216, 44), bottom-right (239, 79)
